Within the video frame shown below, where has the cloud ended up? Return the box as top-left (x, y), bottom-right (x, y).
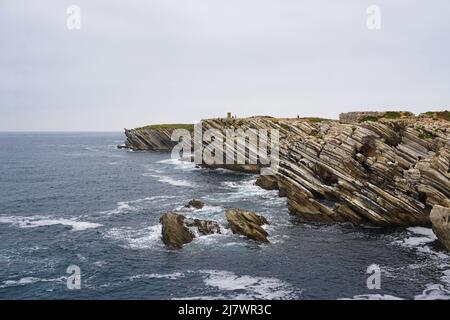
top-left (1, 0), bottom-right (449, 130)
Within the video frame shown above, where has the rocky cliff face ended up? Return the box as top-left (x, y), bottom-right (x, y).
top-left (203, 114), bottom-right (450, 226)
top-left (123, 125), bottom-right (193, 151)
top-left (124, 112), bottom-right (450, 227)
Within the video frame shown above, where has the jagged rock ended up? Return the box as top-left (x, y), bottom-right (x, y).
top-left (127, 113), bottom-right (450, 227)
top-left (225, 209), bottom-right (270, 243)
top-left (160, 213), bottom-right (220, 249)
top-left (430, 205), bottom-right (450, 251)
top-left (200, 115), bottom-right (450, 226)
top-left (256, 175), bottom-right (278, 190)
top-left (184, 199), bottom-right (205, 209)
top-left (160, 213), bottom-right (194, 249)
top-left (185, 218), bottom-right (221, 235)
top-left (124, 125), bottom-right (193, 151)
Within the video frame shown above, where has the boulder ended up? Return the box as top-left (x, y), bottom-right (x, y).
top-left (160, 213), bottom-right (194, 249)
top-left (255, 175), bottom-right (278, 190)
top-left (184, 199), bottom-right (205, 209)
top-left (225, 208), bottom-right (270, 243)
top-left (160, 212), bottom-right (221, 249)
top-left (430, 205), bottom-right (450, 251)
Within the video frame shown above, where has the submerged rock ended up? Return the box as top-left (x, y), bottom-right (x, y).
top-left (430, 205), bottom-right (450, 251)
top-left (225, 208), bottom-right (270, 243)
top-left (184, 199), bottom-right (205, 210)
top-left (160, 213), bottom-right (220, 249)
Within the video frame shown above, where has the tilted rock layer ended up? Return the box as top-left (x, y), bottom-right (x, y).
top-left (225, 208), bottom-right (270, 243)
top-left (160, 212), bottom-right (220, 249)
top-left (126, 112), bottom-right (450, 227)
top-left (202, 114), bottom-right (449, 226)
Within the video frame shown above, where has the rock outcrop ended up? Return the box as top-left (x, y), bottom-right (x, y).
top-left (430, 205), bottom-right (450, 251)
top-left (126, 112), bottom-right (450, 227)
top-left (184, 199), bottom-right (205, 209)
top-left (339, 111), bottom-right (414, 124)
top-left (201, 113), bottom-right (450, 226)
top-left (225, 209), bottom-right (270, 243)
top-left (160, 213), bottom-right (220, 249)
top-left (123, 124), bottom-right (193, 151)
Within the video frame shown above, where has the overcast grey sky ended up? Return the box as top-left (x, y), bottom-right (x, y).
top-left (1, 0), bottom-right (449, 131)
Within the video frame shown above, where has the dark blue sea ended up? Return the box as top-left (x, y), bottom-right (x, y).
top-left (0, 132), bottom-right (449, 300)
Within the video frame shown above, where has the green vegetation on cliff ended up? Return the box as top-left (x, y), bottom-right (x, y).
top-left (136, 124), bottom-right (194, 131)
top-left (424, 111), bottom-right (450, 121)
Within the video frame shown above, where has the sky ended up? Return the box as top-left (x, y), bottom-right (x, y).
top-left (1, 0), bottom-right (450, 131)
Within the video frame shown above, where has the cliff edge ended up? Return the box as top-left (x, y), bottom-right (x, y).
top-left (122, 111), bottom-right (450, 227)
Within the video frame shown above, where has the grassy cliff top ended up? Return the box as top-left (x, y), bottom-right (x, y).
top-left (422, 111), bottom-right (450, 121)
top-left (136, 124), bottom-right (194, 131)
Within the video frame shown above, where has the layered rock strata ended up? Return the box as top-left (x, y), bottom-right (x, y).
top-left (225, 208), bottom-right (270, 243)
top-left (160, 213), bottom-right (220, 249)
top-left (127, 112), bottom-right (450, 227)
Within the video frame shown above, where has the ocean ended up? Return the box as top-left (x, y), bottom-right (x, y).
top-left (0, 132), bottom-right (449, 300)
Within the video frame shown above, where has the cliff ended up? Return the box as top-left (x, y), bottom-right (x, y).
top-left (123, 112), bottom-right (450, 227)
top-left (122, 124), bottom-right (194, 151)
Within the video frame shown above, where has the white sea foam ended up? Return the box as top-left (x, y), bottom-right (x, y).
top-left (173, 295), bottom-right (228, 300)
top-left (158, 158), bottom-right (197, 171)
top-left (345, 294), bottom-right (404, 300)
top-left (415, 269), bottom-right (450, 300)
top-left (104, 224), bottom-right (162, 250)
top-left (145, 174), bottom-right (196, 187)
top-left (177, 204), bottom-right (225, 222)
top-left (0, 276), bottom-right (66, 289)
top-left (93, 261), bottom-right (107, 268)
top-left (0, 215), bottom-right (102, 231)
top-left (391, 227), bottom-right (450, 299)
top-left (129, 272), bottom-right (185, 281)
top-left (199, 270), bottom-right (300, 300)
top-left (100, 195), bottom-right (178, 216)
top-left (214, 178), bottom-right (281, 203)
top-left (393, 227), bottom-right (448, 259)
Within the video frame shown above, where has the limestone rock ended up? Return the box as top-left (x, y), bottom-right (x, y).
top-left (225, 208), bottom-right (270, 243)
top-left (430, 205), bottom-right (450, 251)
top-left (127, 112), bottom-right (450, 227)
top-left (124, 125), bottom-right (193, 151)
top-left (160, 213), bottom-right (194, 249)
top-left (200, 114), bottom-right (450, 226)
top-left (184, 199), bottom-right (205, 209)
top-left (256, 175), bottom-right (278, 190)
top-left (160, 213), bottom-right (220, 249)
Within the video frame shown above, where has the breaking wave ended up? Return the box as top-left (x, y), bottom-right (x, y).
top-left (0, 215), bottom-right (102, 232)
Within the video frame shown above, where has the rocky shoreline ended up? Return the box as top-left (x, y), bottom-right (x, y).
top-left (121, 111), bottom-right (450, 249)
top-left (159, 200), bottom-right (271, 249)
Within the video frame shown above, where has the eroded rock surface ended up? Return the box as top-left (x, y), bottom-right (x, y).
top-left (160, 213), bottom-right (220, 249)
top-left (127, 112), bottom-right (450, 227)
top-left (202, 114), bottom-right (450, 226)
top-left (430, 205), bottom-right (450, 251)
top-left (184, 199), bottom-right (205, 209)
top-left (225, 208), bottom-right (270, 243)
